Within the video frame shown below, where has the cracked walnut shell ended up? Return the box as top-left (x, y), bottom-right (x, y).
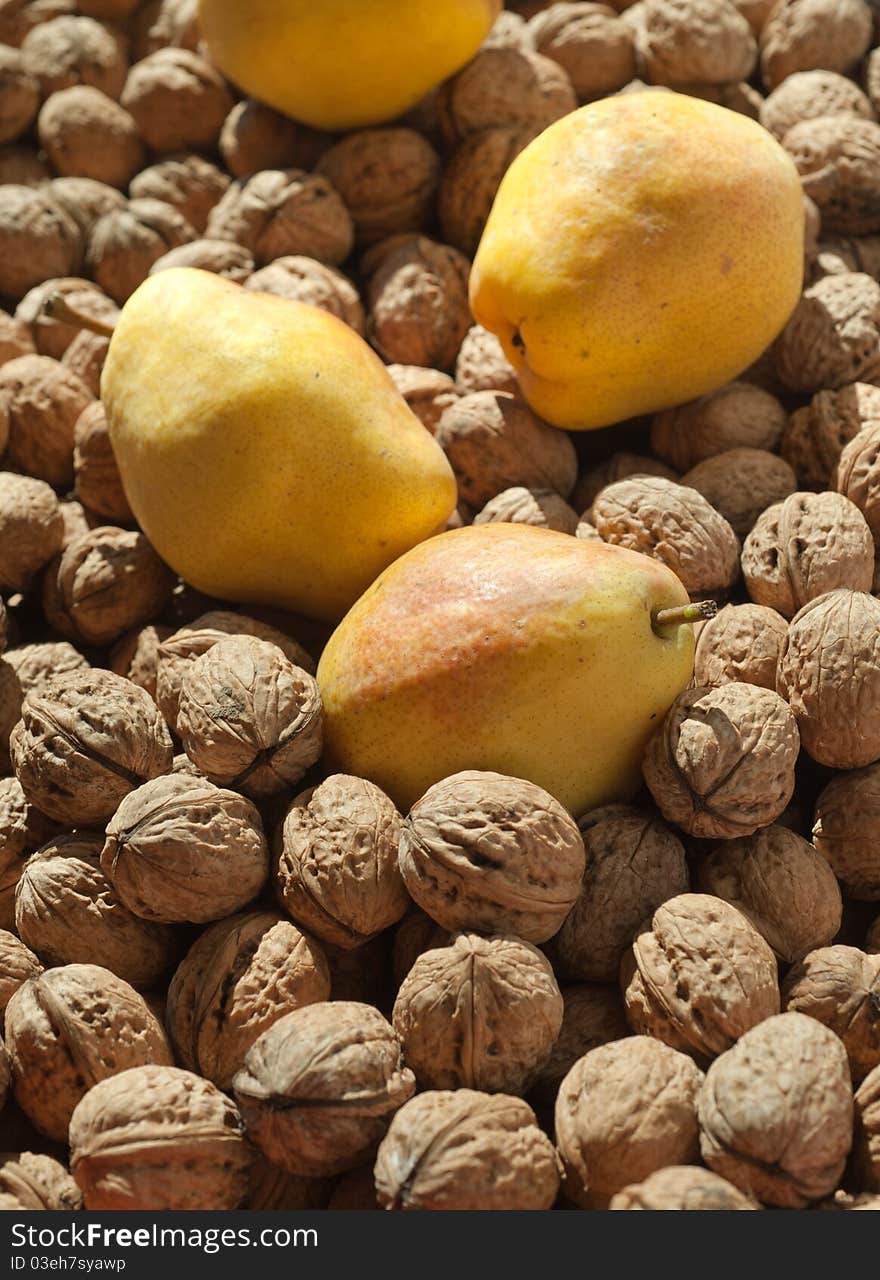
top-left (205, 169), bottom-right (354, 268)
top-left (782, 383), bottom-right (880, 490)
top-left (650, 381), bottom-right (786, 473)
top-left (773, 272), bottom-right (880, 393)
top-left (693, 602), bottom-right (788, 691)
top-left (813, 761), bottom-right (880, 899)
top-left (636, 0), bottom-right (757, 87)
top-left (610, 1165), bottom-right (759, 1210)
top-left (783, 945), bottom-right (880, 1083)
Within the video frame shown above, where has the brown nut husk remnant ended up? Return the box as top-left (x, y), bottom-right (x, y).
top-left (698, 1011), bottom-right (854, 1207)
top-left (782, 383), bottom-right (880, 491)
top-left (610, 1165), bottom-right (759, 1210)
top-left (698, 825), bottom-right (842, 963)
top-left (650, 381), bottom-right (786, 473)
top-left (69, 1064), bottom-right (252, 1210)
top-left (101, 774), bottom-right (269, 925)
top-left (205, 169), bottom-right (354, 268)
top-left (693, 602), bottom-right (788, 691)
top-left (4, 963), bottom-right (172, 1142)
top-left (232, 1002), bottom-right (416, 1178)
top-left (813, 761), bottom-right (880, 900)
top-left (176, 635), bottom-right (322, 797)
top-left (398, 771), bottom-right (586, 943)
top-left (276, 775), bottom-right (408, 950)
top-left (0, 929), bottom-right (42, 1025)
top-left (783, 946), bottom-right (880, 1083)
top-left (682, 448), bottom-right (796, 536)
top-left (643, 683), bottom-right (800, 839)
top-left (0, 473), bottom-right (63, 592)
top-left (392, 933), bottom-right (563, 1095)
top-left (834, 422), bottom-right (880, 543)
top-left (166, 910), bottom-right (331, 1090)
top-left (375, 1090), bottom-right (560, 1211)
top-left (776, 589), bottom-right (880, 769)
top-left (555, 1036), bottom-right (704, 1209)
top-left (773, 273), bottom-right (880, 393)
top-left (0, 1153), bottom-right (81, 1211)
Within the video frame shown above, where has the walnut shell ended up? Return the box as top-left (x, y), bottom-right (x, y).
top-left (0, 1), bottom-right (77, 49)
top-left (529, 2), bottom-right (637, 98)
top-left (73, 401), bottom-right (131, 523)
top-left (15, 276), bottom-right (117, 361)
top-left (438, 45), bottom-right (577, 148)
top-left (435, 391), bottom-right (577, 508)
top-left (682, 447), bottom-right (797, 536)
top-left (0, 307), bottom-right (34, 362)
top-left (0, 473), bottom-right (63, 592)
top-left (37, 85), bottom-right (143, 188)
top-left (69, 1064), bottom-right (251, 1210)
top-left (47, 174), bottom-right (126, 239)
top-left (363, 234), bottom-right (471, 371)
top-left (14, 833), bottom-right (175, 989)
top-left (219, 99), bottom-right (329, 180)
top-left (610, 1165), bottom-right (759, 1209)
top-left (375, 1090), bottom-right (560, 1211)
top-left (130, 0), bottom-right (199, 60)
top-left (761, 69), bottom-right (875, 140)
top-left (473, 486), bottom-right (579, 533)
top-left (276, 775), bottom-right (408, 951)
top-left (0, 185), bottom-right (86, 300)
top-left (0, 42), bottom-right (38, 144)
top-left (0, 1153), bottom-right (81, 1211)
top-left (166, 910), bottom-right (330, 1090)
top-left (552, 804), bottom-right (689, 983)
top-left (693, 602), bottom-right (788, 690)
top-left (783, 946), bottom-right (880, 1082)
top-left (592, 476), bottom-right (740, 598)
top-left (572, 451), bottom-right (679, 517)
top-left (232, 1002), bottom-right (415, 1178)
top-left (643, 682), bottom-right (800, 839)
top-left (637, 0), bottom-right (756, 86)
top-left (0, 354), bottom-right (93, 489)
top-left (867, 915), bottom-right (880, 953)
top-left (0, 144), bottom-right (51, 187)
top-left (455, 323), bottom-right (519, 396)
top-left (398, 770), bottom-right (586, 944)
top-left (835, 421), bottom-right (880, 543)
top-left (0, 928), bottom-right (42, 1025)
top-left (60, 329), bottom-right (108, 396)
top-left (5, 963), bottom-right (172, 1142)
top-left (120, 48), bottom-right (232, 153)
top-left (813, 761), bottom-right (880, 899)
top-left (245, 1155), bottom-right (333, 1212)
top-left (129, 155), bottom-right (231, 235)
top-left (205, 169), bottom-right (354, 268)
top-left (20, 14), bottom-right (127, 99)
top-left (810, 232), bottom-right (880, 282)
top-left (245, 256), bottom-right (364, 334)
top-left (759, 0), bottom-right (873, 90)
top-left (109, 623), bottom-right (171, 700)
top-left (438, 122), bottom-right (541, 256)
top-left (782, 383), bottom-right (880, 489)
top-left (2, 639), bottom-right (88, 697)
top-left (853, 1063), bottom-right (880, 1190)
top-left (102, 774), bottom-right (269, 925)
top-left (11, 668), bottom-right (173, 826)
top-left (650, 381), bottom-right (787, 473)
top-left (148, 237), bottom-right (255, 282)
top-left (385, 364), bottom-right (458, 433)
top-left (316, 128), bottom-right (440, 245)
top-left (392, 933), bottom-right (563, 1095)
top-left (51, 525), bottom-right (174, 646)
top-left (784, 116), bottom-right (880, 236)
top-left (773, 272), bottom-right (880, 392)
top-left (742, 491), bottom-right (874, 616)
top-left (85, 197), bottom-right (196, 304)
top-left (528, 983), bottom-right (629, 1110)
top-left (699, 1011), bottom-right (854, 1206)
top-left (777, 588), bottom-right (880, 768)
top-left (555, 1036), bottom-right (704, 1208)
top-left (391, 909), bottom-right (451, 987)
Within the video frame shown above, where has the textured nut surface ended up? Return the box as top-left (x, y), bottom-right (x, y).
top-left (555, 1036), bottom-right (704, 1208)
top-left (814, 761), bottom-right (880, 899)
top-left (0, 42), bottom-right (38, 144)
top-left (37, 86), bottom-right (143, 188)
top-left (47, 174), bottom-right (125, 238)
top-left (682, 447), bottom-right (797, 536)
top-left (129, 156), bottom-right (230, 237)
top-left (385, 364), bottom-right (458, 433)
top-left (650, 381), bottom-right (786, 472)
top-left (120, 48), bottom-right (232, 154)
top-left (438, 45), bottom-right (576, 147)
top-left (761, 69), bottom-right (875, 140)
top-left (853, 1063), bottom-right (880, 1189)
top-left (782, 383), bottom-right (880, 489)
top-left (529, 2), bottom-right (636, 98)
top-left (610, 1164), bottom-right (759, 1209)
top-left (759, 0), bottom-right (873, 90)
top-left (102, 774), bottom-right (269, 925)
top-left (783, 946), bottom-right (880, 1082)
top-left (52, 526), bottom-right (174, 647)
top-left (69, 1064), bottom-right (251, 1210)
top-left (219, 99), bottom-right (328, 179)
top-left (438, 122), bottom-right (540, 256)
top-left (783, 116), bottom-right (880, 236)
top-left (777, 589), bottom-right (880, 768)
top-left (573, 451), bottom-right (679, 517)
top-left (166, 910), bottom-right (330, 1090)
top-left (528, 983), bottom-right (629, 1109)
top-left (693, 602), bottom-right (788, 691)
top-left (473, 486), bottom-right (579, 533)
top-left (233, 1002), bottom-right (415, 1178)
top-left (0, 473), bottom-right (63, 592)
top-left (205, 169), bottom-right (354, 267)
top-left (835, 422), bottom-right (880, 543)
top-left (699, 1011), bottom-right (854, 1207)
top-left (21, 15), bottom-right (127, 99)
top-left (0, 185), bottom-right (84, 300)
top-left (15, 276), bottom-right (117, 361)
top-left (149, 237), bottom-right (255, 282)
top-left (375, 1090), bottom-right (560, 1211)
top-left (455, 324), bottom-right (518, 396)
top-left (0, 928), bottom-right (42, 1023)
top-left (643, 683), bottom-right (800, 839)
top-left (637, 0), bottom-right (756, 87)
top-left (0, 307), bottom-right (34, 363)
top-left (364, 234), bottom-right (471, 371)
top-left (86, 197), bottom-right (196, 304)
top-left (0, 1153), bottom-right (81, 1211)
top-left (0, 354), bottom-right (93, 490)
top-left (773, 273), bottom-right (880, 393)
top-left (399, 771), bottom-right (586, 943)
top-left (316, 128), bottom-right (440, 245)
top-left (73, 401), bottom-right (132, 524)
top-left (246, 256), bottom-right (364, 333)
top-left (392, 933), bottom-right (563, 1095)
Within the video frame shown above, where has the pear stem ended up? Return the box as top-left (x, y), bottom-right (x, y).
top-left (42, 293), bottom-right (117, 338)
top-left (653, 600), bottom-right (717, 632)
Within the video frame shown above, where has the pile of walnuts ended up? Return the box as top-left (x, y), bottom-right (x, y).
top-left (1, 0), bottom-right (880, 1214)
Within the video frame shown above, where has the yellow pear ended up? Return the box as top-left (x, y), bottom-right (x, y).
top-left (198, 0), bottom-right (501, 130)
top-left (101, 268), bottom-right (457, 622)
top-left (470, 92), bottom-right (805, 431)
top-left (318, 524), bottom-right (697, 815)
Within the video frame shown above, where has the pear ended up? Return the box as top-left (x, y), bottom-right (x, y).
top-left (100, 268), bottom-right (457, 621)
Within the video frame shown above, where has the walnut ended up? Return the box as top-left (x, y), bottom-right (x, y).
top-left (0, 41), bottom-right (38, 143)
top-left (0, 355), bottom-right (93, 489)
top-left (783, 946), bottom-right (880, 1082)
top-left (315, 129), bottom-right (440, 246)
top-left (58, 499), bottom-right (95, 546)
top-left (77, 0), bottom-right (139, 17)
top-left (398, 770), bottom-right (586, 943)
top-left (69, 1064), bottom-right (251, 1210)
top-left (156, 609), bottom-right (314, 732)
top-left (853, 1064), bottom-right (880, 1190)
top-left (437, 122), bottom-right (541, 256)
top-left (325, 1166), bottom-right (378, 1211)
top-left (109, 623), bottom-right (172, 699)
top-left (102, 774), bottom-right (269, 925)
top-left (811, 234), bottom-right (880, 283)
top-left (869, 45), bottom-right (880, 116)
top-left (246, 257), bottom-right (365, 334)
top-left (0, 144), bottom-right (50, 186)
top-left (528, 2), bottom-right (636, 98)
top-left (773, 273), bottom-right (880, 392)
top-left (784, 116), bottom-right (880, 237)
top-left (742, 492), bottom-right (875, 617)
top-left (128, 155), bottom-right (230, 234)
top-left (149, 237), bottom-right (255, 283)
top-left (867, 915), bottom-right (880, 952)
top-left (699, 1011), bottom-right (854, 1206)
top-left (813, 761), bottom-right (880, 899)
top-left (643, 683), bottom-right (799, 839)
top-left (436, 391), bottom-right (577, 508)
top-left (552, 804), bottom-right (688, 983)
top-left (473, 486), bottom-right (579, 533)
top-left (3, 639), bottom-right (88, 696)
top-left (0, 776), bottom-right (56, 928)
top-left (4, 963), bottom-right (172, 1142)
top-left (0, 0), bottom-right (77, 48)
top-left (276, 775), bottom-right (408, 951)
top-left (681, 78), bottom-right (764, 118)
top-left (176, 635), bottom-right (321, 797)
top-left (650, 381), bottom-right (787, 472)
top-left (528, 983), bottom-right (629, 1110)
top-left (205, 169), bottom-right (354, 268)
top-left (11, 668), bottom-right (173, 826)
top-left (364, 234), bottom-right (471, 371)
top-left (556, 1036), bottom-right (704, 1208)
top-left (85, 197), bottom-right (197, 304)
top-left (610, 1165), bottom-right (760, 1209)
top-left (0, 308), bottom-right (34, 362)
top-left (783, 383), bottom-right (880, 489)
top-left (232, 1001), bottom-right (415, 1178)
top-left (0, 473), bottom-right (63, 592)
top-left (47, 175), bottom-right (126, 239)
top-left (37, 86), bottom-right (143, 188)
top-left (385, 364), bottom-right (458, 433)
top-left (0, 1153), bottom-right (81, 1211)
top-left (322, 934), bottom-right (392, 1009)
top-left (0, 186), bottom-right (82, 302)
top-left (437, 45), bottom-right (576, 148)
top-left (636, 0), bottom-right (756, 86)
top-left (592, 477), bottom-right (740, 599)
top-left (0, 1038), bottom-right (8, 1111)
top-left (246, 1156), bottom-right (332, 1212)
top-left (484, 7), bottom-right (532, 48)
top-left (73, 402), bottom-right (131, 524)
top-left (219, 99), bottom-right (330, 180)
top-left (835, 422), bottom-right (880, 543)
top-left (455, 324), bottom-right (519, 396)
top-left (15, 277), bottom-right (117, 361)
top-left (760, 69), bottom-right (875, 141)
top-left (130, 0), bottom-right (199, 61)
top-left (778, 588), bottom-right (880, 768)
top-left (166, 910), bottom-right (330, 1090)
top-left (693, 602), bottom-right (788, 690)
top-left (682, 447), bottom-right (797, 536)
top-left (573, 452), bottom-right (679, 517)
top-left (391, 909), bottom-right (451, 986)
top-left (393, 933), bottom-right (563, 1094)
top-left (0, 929), bottom-right (42, 1025)
top-left (20, 15), bottom-right (127, 99)
top-left (60, 330), bottom-right (108, 395)
top-left (14, 833), bottom-right (175, 990)
top-left (375, 1090), bottom-right (560, 1211)
top-left (120, 48), bottom-right (232, 153)
top-left (759, 0), bottom-right (873, 90)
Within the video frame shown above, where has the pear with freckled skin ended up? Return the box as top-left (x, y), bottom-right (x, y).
top-left (317, 524), bottom-right (696, 815)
